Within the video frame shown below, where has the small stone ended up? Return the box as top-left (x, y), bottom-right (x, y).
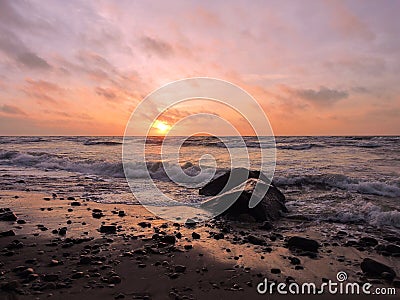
top-left (289, 257), bottom-right (301, 265)
top-left (67, 196), bottom-right (75, 200)
top-left (100, 225), bottom-right (117, 234)
top-left (71, 201), bottom-right (81, 206)
top-left (271, 268), bottom-right (281, 274)
top-left (160, 234), bottom-right (176, 244)
top-left (138, 221), bottom-right (151, 228)
top-left (17, 219), bottom-right (26, 224)
top-left (42, 274), bottom-right (59, 282)
top-left (192, 232), bottom-right (200, 239)
top-left (108, 275), bottom-right (121, 284)
top-left (213, 233), bottom-right (224, 240)
top-left (174, 265), bottom-right (186, 273)
top-left (287, 236), bottom-right (320, 252)
top-left (118, 211), bottom-right (126, 217)
top-left (71, 272), bottom-right (84, 279)
top-left (0, 230), bottom-right (15, 237)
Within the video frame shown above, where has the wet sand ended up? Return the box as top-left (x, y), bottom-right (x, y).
top-left (0, 191), bottom-right (399, 299)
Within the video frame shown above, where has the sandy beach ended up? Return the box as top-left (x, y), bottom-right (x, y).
top-left (1, 190), bottom-right (398, 299)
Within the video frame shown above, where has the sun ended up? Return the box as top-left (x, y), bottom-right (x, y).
top-left (152, 120), bottom-right (171, 134)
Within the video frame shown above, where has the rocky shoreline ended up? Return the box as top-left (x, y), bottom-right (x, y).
top-left (0, 189), bottom-right (399, 299)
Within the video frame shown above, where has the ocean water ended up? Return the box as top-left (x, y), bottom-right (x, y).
top-left (0, 136), bottom-right (399, 229)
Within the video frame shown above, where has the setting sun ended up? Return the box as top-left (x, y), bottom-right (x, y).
top-left (152, 120), bottom-right (171, 134)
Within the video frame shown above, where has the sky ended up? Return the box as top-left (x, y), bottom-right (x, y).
top-left (0, 0), bottom-right (399, 136)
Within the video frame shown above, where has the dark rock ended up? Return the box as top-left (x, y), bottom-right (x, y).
top-left (138, 222), bottom-right (151, 228)
top-left (247, 235), bottom-right (267, 245)
top-left (192, 232), bottom-right (200, 239)
top-left (200, 176), bottom-right (287, 222)
top-left (184, 244), bottom-right (193, 250)
top-left (213, 233), bottom-right (224, 240)
top-left (92, 211), bottom-right (104, 218)
top-left (259, 221), bottom-right (273, 230)
top-left (17, 219), bottom-right (26, 224)
top-left (271, 268), bottom-right (281, 274)
top-left (0, 230), bottom-right (15, 237)
top-left (174, 265), bottom-right (186, 273)
top-left (108, 275), bottom-right (121, 284)
top-left (359, 237), bottom-right (378, 246)
top-left (71, 272), bottom-right (84, 279)
top-left (67, 196), bottom-right (75, 200)
top-left (118, 211), bottom-right (126, 217)
top-left (160, 234), bottom-right (176, 244)
top-left (70, 201), bottom-right (81, 206)
top-left (42, 274), bottom-right (59, 282)
top-left (360, 258), bottom-right (396, 280)
top-left (287, 236), bottom-right (320, 252)
top-left (99, 225), bottom-right (117, 234)
top-left (385, 244), bottom-right (400, 254)
top-left (0, 208), bottom-right (17, 221)
top-left (289, 257), bottom-right (301, 265)
top-left (199, 168), bottom-right (280, 198)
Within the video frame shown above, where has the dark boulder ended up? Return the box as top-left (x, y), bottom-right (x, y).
top-left (287, 236), bottom-right (320, 252)
top-left (361, 258), bottom-right (396, 280)
top-left (200, 168), bottom-right (283, 202)
top-left (200, 177), bottom-right (287, 222)
top-left (0, 208), bottom-right (17, 221)
top-left (0, 230), bottom-right (16, 237)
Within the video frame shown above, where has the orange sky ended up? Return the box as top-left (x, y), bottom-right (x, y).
top-left (0, 0), bottom-right (399, 136)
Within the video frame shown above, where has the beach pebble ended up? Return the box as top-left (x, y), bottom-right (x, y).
top-left (259, 221), bottom-right (273, 230)
top-left (0, 230), bottom-right (15, 237)
top-left (247, 235), bottom-right (267, 245)
top-left (108, 275), bottom-right (121, 284)
top-left (100, 225), bottom-right (117, 234)
top-left (289, 257), bottom-right (301, 265)
top-left (160, 234), bottom-right (176, 244)
top-left (271, 268), bottom-right (281, 274)
top-left (70, 201), bottom-right (81, 206)
top-left (71, 271), bottom-right (84, 279)
top-left (359, 237), bottom-right (378, 246)
top-left (42, 274), bottom-right (59, 282)
top-left (17, 219), bottom-right (26, 224)
top-left (361, 258), bottom-right (396, 279)
top-left (67, 196), bottom-right (75, 200)
top-left (192, 232), bottom-right (200, 239)
top-left (287, 236), bottom-right (320, 252)
top-left (213, 233), bottom-right (224, 240)
top-left (92, 211), bottom-right (104, 219)
top-left (0, 208), bottom-right (17, 221)
top-left (118, 211), bottom-right (126, 217)
top-left (138, 222), bottom-right (151, 228)
top-left (174, 265), bottom-right (187, 273)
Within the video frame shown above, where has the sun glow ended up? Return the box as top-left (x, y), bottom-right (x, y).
top-left (152, 120), bottom-right (171, 134)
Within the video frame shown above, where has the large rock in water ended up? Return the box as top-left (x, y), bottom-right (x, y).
top-left (200, 168), bottom-right (282, 199)
top-left (200, 176), bottom-right (287, 222)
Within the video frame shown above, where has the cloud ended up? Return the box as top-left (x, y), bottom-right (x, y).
top-left (280, 85), bottom-right (349, 107)
top-left (22, 79), bottom-right (64, 103)
top-left (140, 36), bottom-right (174, 58)
top-left (0, 104), bottom-right (26, 115)
top-left (327, 0), bottom-right (375, 41)
top-left (95, 86), bottom-right (117, 100)
top-left (0, 28), bottom-right (51, 70)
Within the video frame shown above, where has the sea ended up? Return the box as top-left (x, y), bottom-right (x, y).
top-left (0, 136), bottom-right (399, 230)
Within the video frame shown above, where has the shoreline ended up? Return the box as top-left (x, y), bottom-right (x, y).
top-left (0, 190), bottom-right (399, 299)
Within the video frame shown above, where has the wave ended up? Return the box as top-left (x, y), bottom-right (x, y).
top-left (0, 149), bottom-right (216, 183)
top-left (277, 143), bottom-right (325, 150)
top-left (327, 201), bottom-right (400, 228)
top-left (274, 174), bottom-right (400, 198)
top-left (83, 140), bottom-right (122, 146)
